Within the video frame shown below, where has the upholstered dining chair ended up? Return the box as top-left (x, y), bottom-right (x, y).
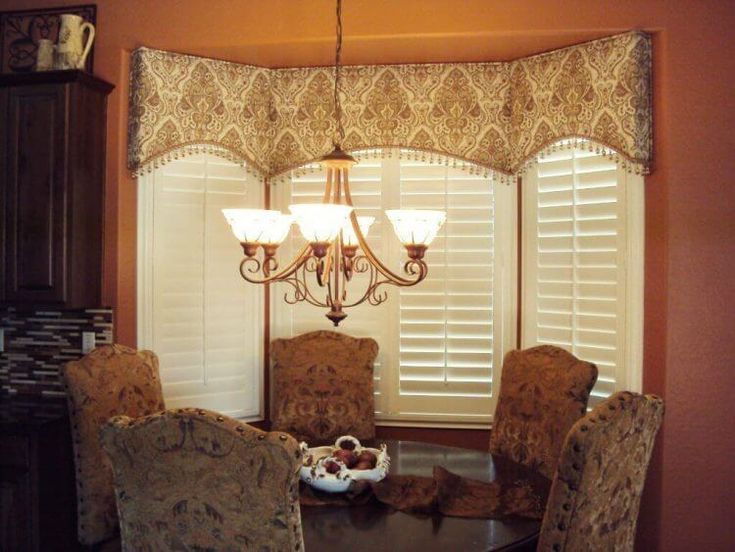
top-left (60, 344), bottom-right (165, 547)
top-left (100, 408), bottom-right (304, 551)
top-left (537, 391), bottom-right (664, 552)
top-left (270, 330), bottom-right (379, 444)
top-left (489, 345), bottom-right (598, 479)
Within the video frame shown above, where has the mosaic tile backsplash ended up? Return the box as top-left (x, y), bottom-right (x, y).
top-left (0, 307), bottom-right (113, 397)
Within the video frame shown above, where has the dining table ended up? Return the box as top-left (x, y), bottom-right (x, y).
top-left (299, 439), bottom-right (548, 552)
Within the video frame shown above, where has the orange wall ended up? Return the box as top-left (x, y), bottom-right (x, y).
top-left (4, 1), bottom-right (734, 550)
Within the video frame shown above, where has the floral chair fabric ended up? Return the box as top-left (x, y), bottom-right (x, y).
top-left (60, 344), bottom-right (165, 546)
top-left (489, 345), bottom-right (598, 479)
top-left (538, 391), bottom-right (664, 552)
top-left (100, 408), bottom-right (304, 552)
top-left (271, 330), bottom-right (379, 444)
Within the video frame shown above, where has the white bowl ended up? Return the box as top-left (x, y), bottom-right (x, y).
top-left (299, 435), bottom-right (390, 493)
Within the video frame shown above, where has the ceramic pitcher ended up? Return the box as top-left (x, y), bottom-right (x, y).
top-left (54, 14), bottom-right (95, 70)
top-left (35, 39), bottom-right (56, 71)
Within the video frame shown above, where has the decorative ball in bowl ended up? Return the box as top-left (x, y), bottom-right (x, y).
top-left (299, 435), bottom-right (390, 493)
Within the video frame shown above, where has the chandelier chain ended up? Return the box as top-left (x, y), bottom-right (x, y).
top-left (333, 0), bottom-right (345, 146)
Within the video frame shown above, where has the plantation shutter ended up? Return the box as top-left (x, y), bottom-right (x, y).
top-left (143, 155), bottom-right (263, 418)
top-left (522, 143), bottom-right (643, 405)
top-left (391, 161), bottom-right (497, 423)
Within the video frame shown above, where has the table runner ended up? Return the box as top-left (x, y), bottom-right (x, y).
top-left (299, 460), bottom-right (550, 520)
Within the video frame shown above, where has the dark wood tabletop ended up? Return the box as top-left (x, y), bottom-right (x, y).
top-left (300, 439), bottom-right (544, 552)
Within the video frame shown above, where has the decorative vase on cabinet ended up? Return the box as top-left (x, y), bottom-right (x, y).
top-left (0, 70), bottom-right (113, 308)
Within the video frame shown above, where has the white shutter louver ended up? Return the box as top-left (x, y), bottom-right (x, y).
top-left (522, 143), bottom-right (643, 405)
top-left (141, 154), bottom-right (263, 418)
top-left (394, 162), bottom-right (496, 422)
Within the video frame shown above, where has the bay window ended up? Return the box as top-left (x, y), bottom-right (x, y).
top-left (137, 139), bottom-right (642, 425)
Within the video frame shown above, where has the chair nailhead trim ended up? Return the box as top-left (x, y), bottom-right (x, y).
top-left (279, 435), bottom-right (288, 441)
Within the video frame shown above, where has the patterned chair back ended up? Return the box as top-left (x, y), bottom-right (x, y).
top-left (489, 345), bottom-right (598, 479)
top-left (538, 392), bottom-right (664, 552)
top-left (100, 408), bottom-right (304, 551)
top-left (61, 344), bottom-right (165, 546)
top-left (271, 330), bottom-right (379, 443)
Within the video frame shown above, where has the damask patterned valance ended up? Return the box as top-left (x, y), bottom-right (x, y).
top-left (128, 31), bottom-right (651, 179)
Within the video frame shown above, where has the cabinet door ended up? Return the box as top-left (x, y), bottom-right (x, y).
top-left (0, 468), bottom-right (33, 552)
top-left (2, 84), bottom-right (68, 304)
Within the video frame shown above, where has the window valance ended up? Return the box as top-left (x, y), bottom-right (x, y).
top-left (128, 31), bottom-right (651, 179)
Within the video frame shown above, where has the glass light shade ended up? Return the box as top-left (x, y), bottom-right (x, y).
top-left (385, 209), bottom-right (446, 246)
top-left (260, 214), bottom-right (294, 245)
top-left (222, 209), bottom-right (284, 243)
top-left (289, 203), bottom-right (354, 243)
top-left (341, 216), bottom-right (375, 247)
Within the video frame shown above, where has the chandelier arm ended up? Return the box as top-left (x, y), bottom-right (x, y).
top-left (282, 269), bottom-right (330, 308)
top-left (340, 262), bottom-right (380, 308)
top-left (332, 235), bottom-right (343, 308)
top-left (323, 167), bottom-right (333, 202)
top-left (303, 261), bottom-right (334, 307)
top-left (366, 279), bottom-right (389, 306)
top-left (281, 276), bottom-right (308, 305)
top-left (340, 170), bottom-right (426, 286)
top-left (317, 245), bottom-right (334, 287)
top-left (351, 211), bottom-right (428, 285)
top-left (341, 166), bottom-right (354, 207)
top-left (238, 244), bottom-right (312, 284)
top-left (352, 255), bottom-right (371, 274)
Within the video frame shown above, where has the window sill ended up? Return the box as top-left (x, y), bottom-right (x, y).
top-left (376, 418), bottom-right (492, 431)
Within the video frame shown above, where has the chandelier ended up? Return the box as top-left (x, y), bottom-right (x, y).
top-left (223, 0), bottom-right (445, 326)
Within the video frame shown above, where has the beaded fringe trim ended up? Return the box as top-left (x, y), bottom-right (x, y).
top-left (271, 148), bottom-right (516, 186)
top-left (132, 139), bottom-right (648, 184)
top-left (518, 137), bottom-right (650, 177)
top-left (130, 143), bottom-right (267, 182)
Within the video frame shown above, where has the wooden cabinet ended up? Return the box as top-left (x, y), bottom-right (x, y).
top-left (0, 466), bottom-right (32, 551)
top-left (0, 398), bottom-right (77, 552)
top-left (0, 70), bottom-right (113, 308)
